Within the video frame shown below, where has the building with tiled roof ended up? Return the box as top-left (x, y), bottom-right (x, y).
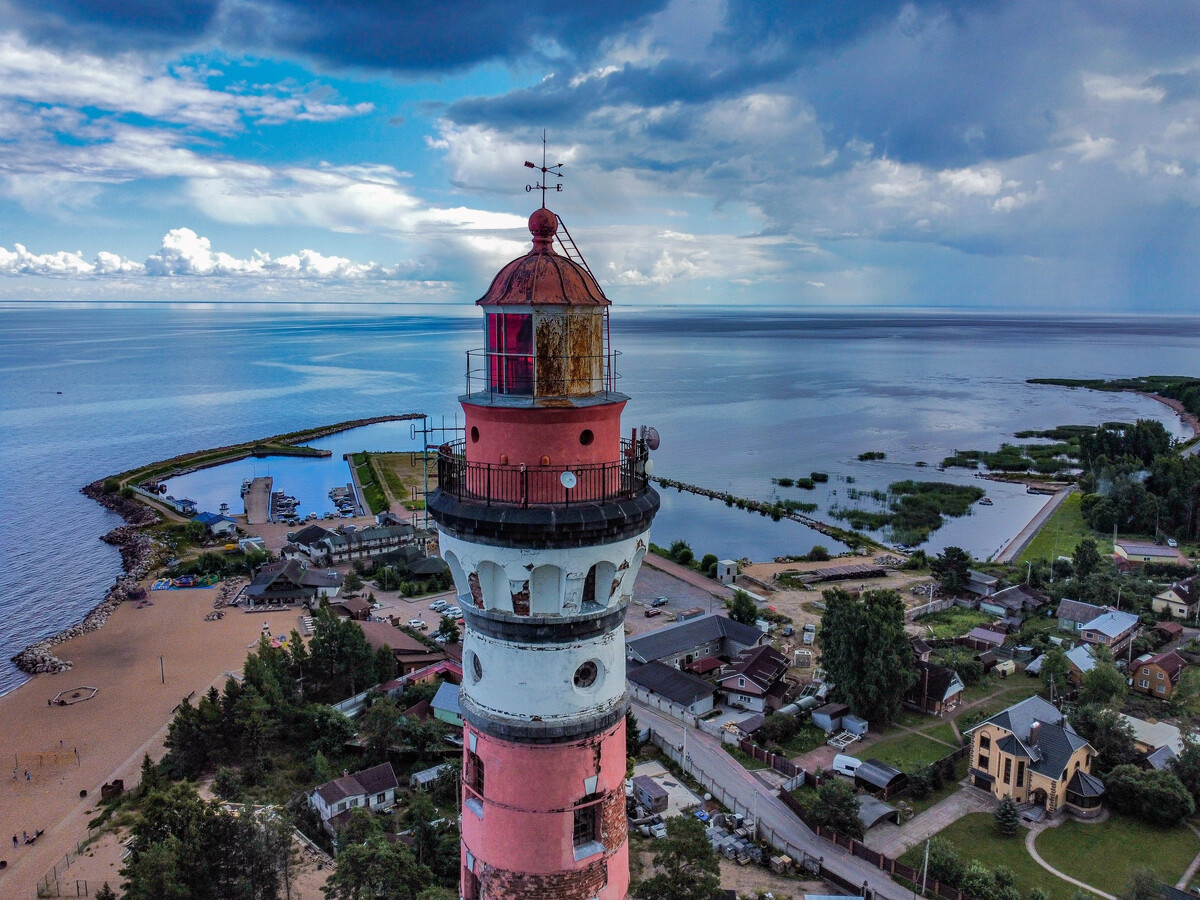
top-left (966, 695), bottom-right (1102, 817)
top-left (982, 584), bottom-right (1049, 623)
top-left (1079, 609), bottom-right (1140, 655)
top-left (717, 645), bottom-right (790, 712)
top-left (625, 613), bottom-right (764, 667)
top-left (1055, 599), bottom-right (1105, 633)
top-left (904, 660), bottom-right (965, 717)
top-left (243, 559), bottom-right (342, 606)
top-left (1153, 575), bottom-right (1199, 620)
top-left (309, 762), bottom-right (399, 835)
top-left (357, 620), bottom-right (446, 674)
top-left (626, 660), bottom-right (715, 715)
top-left (1132, 650), bottom-right (1187, 700)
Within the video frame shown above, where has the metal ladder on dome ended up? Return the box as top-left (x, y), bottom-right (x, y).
top-left (553, 216), bottom-right (597, 280)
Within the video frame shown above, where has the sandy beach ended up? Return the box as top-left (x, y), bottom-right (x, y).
top-left (0, 585), bottom-right (289, 895)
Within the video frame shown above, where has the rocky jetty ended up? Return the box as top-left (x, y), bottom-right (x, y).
top-left (10, 480), bottom-right (164, 676)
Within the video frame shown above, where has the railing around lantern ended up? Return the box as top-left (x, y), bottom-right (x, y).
top-left (436, 438), bottom-right (650, 508)
top-left (464, 348), bottom-right (621, 400)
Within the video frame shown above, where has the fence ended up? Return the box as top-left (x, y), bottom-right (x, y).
top-left (736, 738), bottom-right (801, 778)
top-left (34, 829), bottom-right (104, 898)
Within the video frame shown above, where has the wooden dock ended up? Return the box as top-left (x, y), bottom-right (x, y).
top-left (244, 476), bottom-right (273, 525)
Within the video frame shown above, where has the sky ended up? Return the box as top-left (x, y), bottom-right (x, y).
top-left (1, 0), bottom-right (1199, 311)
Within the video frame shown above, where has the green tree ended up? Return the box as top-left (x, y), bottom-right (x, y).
top-left (322, 834), bottom-right (432, 900)
top-left (404, 790), bottom-right (440, 867)
top-left (1172, 668), bottom-right (1200, 717)
top-left (1105, 765), bottom-right (1195, 826)
top-left (405, 716), bottom-right (449, 761)
top-left (343, 570), bottom-right (364, 592)
top-left (993, 796), bottom-right (1020, 837)
top-left (1073, 538), bottom-right (1102, 578)
top-left (1039, 647), bottom-right (1071, 699)
top-left (212, 766), bottom-right (241, 802)
top-left (95, 884), bottom-right (118, 900)
top-left (809, 778), bottom-right (864, 840)
top-left (436, 615), bottom-right (460, 643)
top-left (1030, 888), bottom-right (1052, 900)
top-left (1171, 738), bottom-right (1200, 808)
top-left (818, 588), bottom-right (915, 723)
top-left (416, 890), bottom-right (458, 900)
top-left (361, 698), bottom-right (404, 764)
top-left (303, 704), bottom-right (357, 757)
top-left (1079, 645), bottom-right (1126, 706)
top-left (667, 540), bottom-right (695, 566)
top-left (122, 837), bottom-right (188, 900)
top-left (931, 546), bottom-right (972, 595)
top-left (1071, 705), bottom-right (1139, 777)
top-left (307, 608), bottom-right (376, 701)
top-left (726, 589), bottom-right (759, 626)
top-left (806, 544), bottom-right (831, 562)
top-left (626, 708), bottom-right (641, 765)
top-left (632, 816), bottom-right (720, 900)
top-left (1122, 869), bottom-right (1166, 900)
top-left (337, 807), bottom-right (383, 850)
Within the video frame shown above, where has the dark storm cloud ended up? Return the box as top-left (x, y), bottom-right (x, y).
top-left (4, 0), bottom-right (667, 72)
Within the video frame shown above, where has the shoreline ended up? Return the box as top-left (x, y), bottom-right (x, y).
top-left (1134, 389), bottom-right (1200, 440)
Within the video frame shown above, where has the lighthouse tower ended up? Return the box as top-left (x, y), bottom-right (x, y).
top-left (428, 206), bottom-right (659, 900)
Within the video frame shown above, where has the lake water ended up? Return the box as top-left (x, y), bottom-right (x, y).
top-left (2, 302), bottom-right (1198, 696)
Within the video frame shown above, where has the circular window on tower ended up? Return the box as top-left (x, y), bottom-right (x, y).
top-left (579, 429), bottom-right (594, 446)
top-left (471, 652), bottom-right (483, 683)
top-left (573, 659), bottom-right (600, 690)
top-left (470, 426), bottom-right (480, 443)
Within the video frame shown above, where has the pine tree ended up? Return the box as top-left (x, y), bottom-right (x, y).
top-left (994, 796), bottom-right (1021, 836)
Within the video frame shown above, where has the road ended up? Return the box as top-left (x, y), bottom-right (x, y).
top-left (632, 702), bottom-right (912, 900)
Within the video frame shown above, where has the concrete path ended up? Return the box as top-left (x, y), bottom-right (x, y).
top-left (1176, 823), bottom-right (1200, 889)
top-left (643, 553), bottom-right (736, 601)
top-left (867, 784), bottom-right (994, 857)
top-left (994, 486), bottom-right (1076, 563)
top-left (1024, 821), bottom-right (1117, 900)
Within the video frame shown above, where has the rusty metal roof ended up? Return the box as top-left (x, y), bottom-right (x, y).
top-left (477, 208), bottom-right (608, 307)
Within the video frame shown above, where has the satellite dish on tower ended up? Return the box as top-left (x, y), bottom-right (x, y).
top-left (642, 426), bottom-right (661, 451)
top-left (560, 471), bottom-right (578, 489)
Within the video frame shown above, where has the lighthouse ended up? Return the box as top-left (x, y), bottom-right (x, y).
top-left (428, 204), bottom-right (659, 900)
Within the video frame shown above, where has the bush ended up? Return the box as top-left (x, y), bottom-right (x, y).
top-left (805, 545), bottom-right (831, 562)
top-left (668, 540), bottom-right (694, 565)
top-left (102, 478), bottom-right (120, 493)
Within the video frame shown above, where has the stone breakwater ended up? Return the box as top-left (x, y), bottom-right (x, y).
top-left (9, 481), bottom-right (164, 676)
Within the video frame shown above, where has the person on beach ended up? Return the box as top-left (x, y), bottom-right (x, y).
top-left (11, 835), bottom-right (16, 849)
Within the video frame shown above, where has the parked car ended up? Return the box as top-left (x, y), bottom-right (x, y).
top-left (1168, 538), bottom-right (1179, 548)
top-left (430, 599), bottom-right (449, 612)
top-left (644, 608), bottom-right (663, 618)
top-left (832, 754), bottom-right (862, 778)
top-left (782, 625), bottom-right (794, 637)
top-left (650, 597), bottom-right (669, 608)
top-left (444, 606), bottom-right (463, 618)
top-left (407, 618), bottom-right (428, 630)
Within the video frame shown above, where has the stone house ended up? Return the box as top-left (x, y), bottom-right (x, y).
top-left (1152, 576), bottom-right (1198, 620)
top-left (310, 762), bottom-right (399, 836)
top-left (1131, 650), bottom-right (1187, 700)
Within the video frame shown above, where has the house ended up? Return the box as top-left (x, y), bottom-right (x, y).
top-left (965, 570), bottom-right (999, 598)
top-left (1064, 644), bottom-right (1098, 686)
top-left (309, 524), bottom-right (419, 566)
top-left (963, 626), bottom-right (1007, 650)
top-left (1119, 714), bottom-right (1185, 757)
top-left (431, 680), bottom-right (462, 727)
top-left (1114, 540), bottom-right (1190, 568)
top-left (1152, 576), bottom-right (1199, 620)
top-left (192, 511), bottom-right (238, 537)
top-left (243, 559), bottom-right (342, 607)
top-left (717, 645), bottom-right (791, 712)
top-left (626, 661), bottom-right (715, 716)
top-left (716, 559), bottom-right (738, 586)
top-left (632, 775), bottom-right (669, 813)
top-left (310, 762), bottom-right (399, 835)
top-left (333, 597), bottom-right (372, 620)
top-left (1153, 621), bottom-right (1185, 643)
top-left (625, 613), bottom-right (765, 668)
top-left (358, 620), bottom-right (446, 674)
top-left (982, 584), bottom-right (1049, 623)
top-left (1131, 651), bottom-right (1187, 700)
top-left (904, 661), bottom-right (965, 717)
top-left (409, 762), bottom-right (453, 790)
top-left (967, 695), bottom-right (1102, 817)
top-left (1056, 599), bottom-right (1106, 633)
top-left (1079, 609), bottom-right (1139, 655)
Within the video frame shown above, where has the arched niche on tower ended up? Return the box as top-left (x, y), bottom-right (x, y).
top-left (529, 564), bottom-right (564, 616)
top-left (476, 560), bottom-right (510, 612)
top-left (581, 561), bottom-right (618, 610)
top-left (443, 550), bottom-right (469, 603)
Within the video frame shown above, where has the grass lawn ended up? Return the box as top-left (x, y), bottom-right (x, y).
top-left (1036, 815), bottom-right (1200, 897)
top-left (864, 731), bottom-right (951, 772)
top-left (780, 724), bottom-right (827, 756)
top-left (922, 721), bottom-right (961, 747)
top-left (914, 607), bottom-right (995, 639)
top-left (955, 683), bottom-right (1043, 731)
top-left (900, 812), bottom-right (1069, 900)
top-left (1017, 492), bottom-right (1112, 565)
top-left (723, 744), bottom-right (767, 770)
top-left (902, 758), bottom-right (969, 817)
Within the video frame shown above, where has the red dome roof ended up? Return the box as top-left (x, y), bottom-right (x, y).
top-left (477, 208), bottom-right (608, 307)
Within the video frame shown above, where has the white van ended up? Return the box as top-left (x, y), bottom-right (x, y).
top-left (832, 754), bottom-right (862, 778)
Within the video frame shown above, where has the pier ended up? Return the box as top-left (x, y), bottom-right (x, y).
top-left (243, 476), bottom-right (273, 525)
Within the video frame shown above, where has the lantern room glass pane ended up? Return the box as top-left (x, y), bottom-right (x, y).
top-left (487, 313), bottom-right (533, 395)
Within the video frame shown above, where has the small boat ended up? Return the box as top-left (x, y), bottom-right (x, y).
top-left (241, 478), bottom-right (252, 496)
top-left (979, 497), bottom-right (993, 506)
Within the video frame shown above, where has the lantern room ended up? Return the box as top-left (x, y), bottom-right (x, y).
top-left (471, 208), bottom-right (613, 401)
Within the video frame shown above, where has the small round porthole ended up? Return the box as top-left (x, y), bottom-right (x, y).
top-left (470, 426), bottom-right (480, 443)
top-left (472, 653), bottom-right (483, 682)
top-left (579, 429), bottom-right (594, 446)
top-left (573, 660), bottom-right (599, 689)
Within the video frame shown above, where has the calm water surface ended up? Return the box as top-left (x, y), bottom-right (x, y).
top-left (2, 303), bottom-right (1198, 695)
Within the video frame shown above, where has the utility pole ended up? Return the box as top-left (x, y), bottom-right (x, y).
top-left (921, 838), bottom-right (931, 897)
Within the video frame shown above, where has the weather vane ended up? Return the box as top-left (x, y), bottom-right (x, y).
top-left (524, 131), bottom-right (563, 208)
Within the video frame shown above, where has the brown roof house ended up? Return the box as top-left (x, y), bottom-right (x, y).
top-left (967, 696), bottom-right (1102, 818)
top-left (717, 645), bottom-right (791, 712)
top-left (1132, 651), bottom-right (1187, 700)
top-left (904, 661), bottom-right (965, 717)
top-left (1152, 576), bottom-right (1199, 620)
top-left (358, 620), bottom-right (446, 674)
top-left (310, 762), bottom-right (399, 837)
top-left (243, 559), bottom-right (342, 607)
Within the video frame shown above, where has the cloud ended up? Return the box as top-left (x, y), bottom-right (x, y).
top-left (0, 228), bottom-right (418, 280)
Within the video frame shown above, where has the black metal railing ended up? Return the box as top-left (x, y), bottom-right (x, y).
top-left (464, 348), bottom-right (621, 399)
top-left (436, 438), bottom-right (649, 508)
